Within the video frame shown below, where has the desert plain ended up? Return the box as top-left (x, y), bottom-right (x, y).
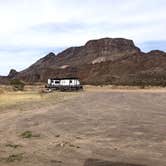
top-left (0, 85), bottom-right (165, 166)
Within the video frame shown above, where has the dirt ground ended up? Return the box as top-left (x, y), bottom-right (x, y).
top-left (0, 87), bottom-right (166, 166)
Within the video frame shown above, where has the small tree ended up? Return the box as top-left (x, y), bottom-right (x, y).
top-left (10, 79), bottom-right (25, 91)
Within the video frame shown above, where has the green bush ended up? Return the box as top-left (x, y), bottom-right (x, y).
top-left (10, 79), bottom-right (25, 91)
top-left (20, 131), bottom-right (40, 139)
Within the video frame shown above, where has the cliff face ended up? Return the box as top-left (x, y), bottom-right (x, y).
top-left (1, 37), bottom-right (166, 85)
top-left (50, 38), bottom-right (141, 67)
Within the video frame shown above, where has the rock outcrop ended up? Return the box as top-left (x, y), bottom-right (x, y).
top-left (8, 69), bottom-right (18, 78)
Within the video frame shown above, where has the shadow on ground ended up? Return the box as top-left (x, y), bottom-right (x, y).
top-left (84, 159), bottom-right (147, 166)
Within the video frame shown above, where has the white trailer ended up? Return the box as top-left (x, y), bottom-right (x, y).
top-left (47, 77), bottom-right (83, 91)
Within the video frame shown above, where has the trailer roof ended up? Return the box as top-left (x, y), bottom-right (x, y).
top-left (49, 77), bottom-right (80, 80)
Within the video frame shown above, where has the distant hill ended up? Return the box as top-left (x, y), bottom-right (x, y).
top-left (1, 37), bottom-right (166, 86)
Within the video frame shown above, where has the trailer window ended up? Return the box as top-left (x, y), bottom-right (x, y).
top-left (70, 80), bottom-right (72, 83)
top-left (55, 80), bottom-right (60, 84)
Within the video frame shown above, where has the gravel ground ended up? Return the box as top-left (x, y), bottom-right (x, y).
top-left (0, 89), bottom-right (166, 166)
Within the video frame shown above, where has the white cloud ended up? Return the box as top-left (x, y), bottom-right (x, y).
top-left (0, 0), bottom-right (166, 75)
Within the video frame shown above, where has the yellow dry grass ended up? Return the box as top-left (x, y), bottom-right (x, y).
top-left (0, 91), bottom-right (41, 107)
top-left (0, 85), bottom-right (80, 110)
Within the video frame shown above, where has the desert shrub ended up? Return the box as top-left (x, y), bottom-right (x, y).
top-left (6, 144), bottom-right (22, 149)
top-left (10, 79), bottom-right (25, 91)
top-left (0, 89), bottom-right (4, 94)
top-left (21, 131), bottom-right (33, 138)
top-left (20, 131), bottom-right (40, 139)
top-left (6, 154), bottom-right (23, 162)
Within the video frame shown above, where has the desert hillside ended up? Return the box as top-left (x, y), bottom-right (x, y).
top-left (1, 38), bottom-right (166, 85)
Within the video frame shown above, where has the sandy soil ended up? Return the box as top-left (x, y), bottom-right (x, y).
top-left (0, 88), bottom-right (166, 166)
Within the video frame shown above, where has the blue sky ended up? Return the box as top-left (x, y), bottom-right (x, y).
top-left (0, 0), bottom-right (166, 75)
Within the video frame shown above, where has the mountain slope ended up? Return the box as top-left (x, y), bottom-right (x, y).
top-left (1, 37), bottom-right (166, 85)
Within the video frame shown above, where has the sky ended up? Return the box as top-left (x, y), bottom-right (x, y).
top-left (0, 0), bottom-right (166, 75)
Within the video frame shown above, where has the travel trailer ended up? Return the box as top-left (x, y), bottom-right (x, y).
top-left (46, 77), bottom-right (83, 91)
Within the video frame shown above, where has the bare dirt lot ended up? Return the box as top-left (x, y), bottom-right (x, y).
top-left (0, 86), bottom-right (166, 166)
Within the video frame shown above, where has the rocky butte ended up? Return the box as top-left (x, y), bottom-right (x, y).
top-left (0, 37), bottom-right (166, 86)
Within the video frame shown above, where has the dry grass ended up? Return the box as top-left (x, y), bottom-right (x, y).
top-left (0, 91), bottom-right (41, 106)
top-left (84, 85), bottom-right (166, 92)
top-left (0, 85), bottom-right (166, 110)
top-left (0, 89), bottom-right (4, 95)
top-left (0, 85), bottom-right (80, 110)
